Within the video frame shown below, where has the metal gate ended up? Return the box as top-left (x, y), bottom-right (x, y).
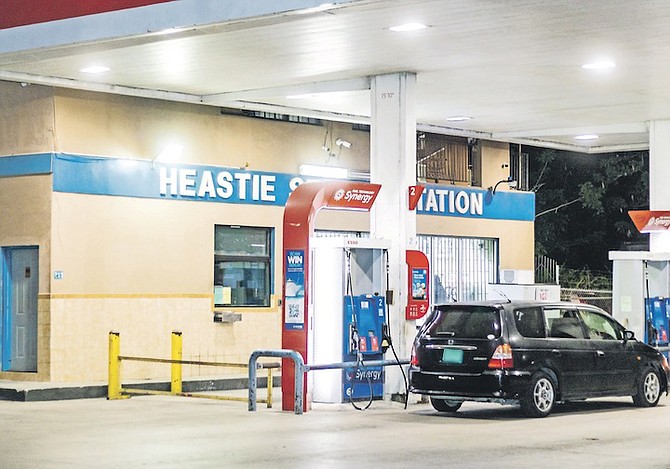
top-left (418, 235), bottom-right (498, 304)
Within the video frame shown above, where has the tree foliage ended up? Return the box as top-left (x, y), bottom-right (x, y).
top-left (528, 147), bottom-right (648, 274)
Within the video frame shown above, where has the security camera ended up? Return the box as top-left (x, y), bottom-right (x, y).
top-left (335, 138), bottom-right (352, 149)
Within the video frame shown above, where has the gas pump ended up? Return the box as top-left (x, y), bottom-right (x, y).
top-left (309, 237), bottom-right (390, 405)
top-left (610, 211), bottom-right (670, 358)
top-left (343, 294), bottom-right (386, 402)
top-left (645, 297), bottom-right (670, 346)
top-left (610, 251), bottom-right (670, 357)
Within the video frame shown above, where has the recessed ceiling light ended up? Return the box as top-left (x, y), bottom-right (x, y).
top-left (389, 22), bottom-right (428, 32)
top-left (446, 116), bottom-right (472, 122)
top-left (80, 65), bottom-right (110, 74)
top-left (582, 60), bottom-right (616, 70)
top-left (575, 134), bottom-right (599, 140)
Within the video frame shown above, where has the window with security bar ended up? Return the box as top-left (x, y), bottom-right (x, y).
top-left (509, 144), bottom-right (530, 191)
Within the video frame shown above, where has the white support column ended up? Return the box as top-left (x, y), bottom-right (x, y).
top-left (649, 120), bottom-right (670, 252)
top-left (369, 72), bottom-right (417, 397)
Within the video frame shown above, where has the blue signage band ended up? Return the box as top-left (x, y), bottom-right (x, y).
top-left (1, 153), bottom-right (535, 221)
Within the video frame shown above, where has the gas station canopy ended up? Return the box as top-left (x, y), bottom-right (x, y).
top-left (1, 0), bottom-right (669, 153)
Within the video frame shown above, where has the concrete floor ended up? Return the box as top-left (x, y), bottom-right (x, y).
top-left (1, 393), bottom-right (669, 468)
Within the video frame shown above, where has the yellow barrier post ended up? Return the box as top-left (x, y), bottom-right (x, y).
top-left (108, 331), bottom-right (123, 400)
top-left (171, 331), bottom-right (183, 395)
top-left (266, 367), bottom-right (273, 408)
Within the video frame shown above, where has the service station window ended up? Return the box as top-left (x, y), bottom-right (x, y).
top-left (214, 225), bottom-right (272, 307)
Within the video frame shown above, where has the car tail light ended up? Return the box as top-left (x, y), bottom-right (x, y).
top-left (410, 344), bottom-right (419, 366)
top-left (487, 344), bottom-right (514, 369)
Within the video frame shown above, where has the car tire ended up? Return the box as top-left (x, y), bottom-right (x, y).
top-left (632, 366), bottom-right (662, 408)
top-left (430, 397), bottom-right (463, 413)
top-left (520, 371), bottom-right (556, 418)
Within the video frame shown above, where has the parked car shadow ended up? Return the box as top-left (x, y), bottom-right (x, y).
top-left (414, 398), bottom-right (658, 421)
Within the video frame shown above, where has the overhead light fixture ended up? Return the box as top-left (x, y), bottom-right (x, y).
top-left (335, 138), bottom-right (352, 149)
top-left (299, 164), bottom-right (348, 180)
top-left (574, 134), bottom-right (599, 141)
top-left (582, 60), bottom-right (616, 70)
top-left (389, 22), bottom-right (428, 32)
top-left (80, 65), bottom-right (111, 74)
top-left (446, 116), bottom-right (472, 122)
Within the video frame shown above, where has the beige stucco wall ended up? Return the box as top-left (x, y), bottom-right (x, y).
top-left (53, 89), bottom-right (370, 174)
top-left (0, 82), bottom-right (55, 155)
top-left (481, 140), bottom-right (512, 190)
top-left (49, 192), bottom-right (285, 381)
top-left (0, 86), bottom-right (535, 382)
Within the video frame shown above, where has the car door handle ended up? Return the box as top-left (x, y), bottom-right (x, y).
top-left (596, 350), bottom-right (605, 357)
top-left (551, 349), bottom-right (561, 355)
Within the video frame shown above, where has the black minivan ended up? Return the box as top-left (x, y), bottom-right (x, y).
top-left (409, 301), bottom-right (670, 417)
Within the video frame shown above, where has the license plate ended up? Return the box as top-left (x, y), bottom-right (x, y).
top-left (441, 349), bottom-right (464, 364)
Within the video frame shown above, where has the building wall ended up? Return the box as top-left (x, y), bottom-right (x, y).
top-left (53, 88), bottom-right (370, 174)
top-left (49, 192), bottom-right (285, 381)
top-left (0, 84), bottom-right (535, 382)
top-left (0, 82), bottom-right (55, 155)
top-left (481, 140), bottom-right (512, 191)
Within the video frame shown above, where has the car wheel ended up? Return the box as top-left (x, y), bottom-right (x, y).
top-left (632, 367), bottom-right (662, 407)
top-left (430, 397), bottom-right (463, 412)
top-left (521, 371), bottom-right (556, 418)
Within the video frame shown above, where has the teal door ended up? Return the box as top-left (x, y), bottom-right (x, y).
top-left (2, 247), bottom-right (38, 372)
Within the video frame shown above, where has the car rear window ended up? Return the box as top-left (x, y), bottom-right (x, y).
top-left (427, 306), bottom-right (501, 339)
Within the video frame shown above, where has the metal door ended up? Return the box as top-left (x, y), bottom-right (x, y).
top-left (2, 247), bottom-right (38, 372)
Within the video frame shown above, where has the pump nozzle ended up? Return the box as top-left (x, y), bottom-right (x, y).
top-left (349, 324), bottom-right (359, 354)
top-left (381, 324), bottom-right (391, 353)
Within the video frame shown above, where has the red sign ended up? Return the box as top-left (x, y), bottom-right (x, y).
top-left (408, 185), bottom-right (425, 211)
top-left (324, 182), bottom-right (381, 211)
top-left (629, 210), bottom-right (670, 233)
top-left (406, 250), bottom-right (430, 320)
top-left (0, 0), bottom-right (175, 29)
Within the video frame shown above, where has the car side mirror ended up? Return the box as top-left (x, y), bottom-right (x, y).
top-left (624, 330), bottom-right (635, 341)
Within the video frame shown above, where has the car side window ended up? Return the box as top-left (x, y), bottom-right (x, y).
top-left (514, 307), bottom-right (545, 338)
top-left (545, 308), bottom-right (586, 339)
top-left (577, 309), bottom-right (622, 340)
